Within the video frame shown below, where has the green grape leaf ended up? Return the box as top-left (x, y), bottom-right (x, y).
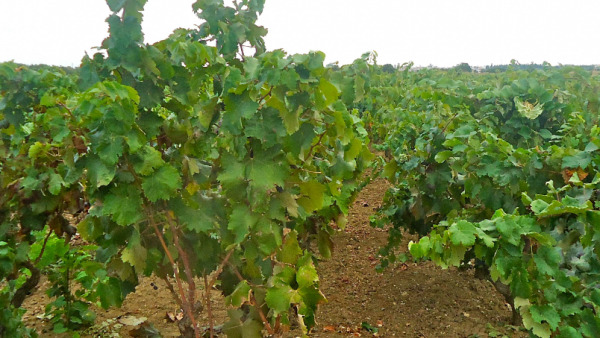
top-left (580, 309), bottom-right (600, 337)
top-left (97, 278), bottom-right (124, 309)
top-left (132, 145), bottom-right (164, 175)
top-left (434, 150), bottom-right (453, 163)
top-left (281, 106), bottom-right (301, 135)
top-left (96, 138), bottom-right (124, 165)
top-left (317, 230), bottom-right (333, 259)
top-left (475, 228), bottom-right (496, 247)
top-left (107, 0), bottom-right (127, 12)
top-left (511, 267), bottom-right (532, 298)
top-left (226, 280), bottom-right (251, 307)
top-left (245, 108), bottom-right (286, 148)
top-left (218, 153), bottom-right (245, 190)
top-left (448, 220), bottom-right (477, 246)
top-left (521, 306), bottom-right (552, 338)
top-left (40, 93), bottom-right (57, 107)
top-left (87, 156), bottom-right (116, 188)
top-left (354, 75), bottom-right (365, 102)
top-left (496, 215), bottom-right (536, 246)
top-left (228, 205), bottom-right (258, 244)
top-left (296, 262), bottom-right (319, 289)
top-left (318, 78), bottom-right (339, 106)
top-left (102, 185), bottom-right (143, 226)
top-left (125, 128), bottom-right (145, 153)
top-left (48, 172), bottom-right (65, 195)
top-left (169, 197), bottom-right (221, 233)
top-left (531, 199), bottom-right (550, 214)
top-left (279, 230), bottom-right (302, 265)
top-left (534, 246), bottom-right (562, 276)
top-left (28, 141), bottom-right (50, 159)
top-left (243, 57), bottom-right (261, 79)
top-left (557, 326), bottom-right (583, 338)
top-left (530, 304), bottom-right (561, 330)
top-left (121, 228), bottom-right (147, 271)
top-left (562, 151), bottom-right (591, 169)
top-left (247, 149), bottom-right (288, 193)
top-left (141, 164), bottom-right (181, 202)
top-left (409, 237), bottom-right (431, 259)
top-left (222, 93), bottom-right (259, 135)
top-left (265, 286), bottom-right (294, 314)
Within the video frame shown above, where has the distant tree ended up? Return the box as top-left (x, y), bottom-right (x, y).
top-left (453, 62), bottom-right (472, 72)
top-left (381, 64), bottom-right (395, 73)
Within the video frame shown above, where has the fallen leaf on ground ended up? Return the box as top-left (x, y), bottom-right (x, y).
top-left (323, 325), bottom-right (336, 332)
top-left (118, 315), bottom-right (147, 326)
top-left (165, 311), bottom-right (184, 322)
top-left (129, 322), bottom-right (162, 338)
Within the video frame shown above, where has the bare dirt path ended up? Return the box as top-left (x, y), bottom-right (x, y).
top-left (303, 177), bottom-right (524, 337)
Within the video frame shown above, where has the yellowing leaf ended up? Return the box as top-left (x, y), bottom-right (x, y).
top-left (319, 78), bottom-right (339, 106)
top-left (515, 97), bottom-right (544, 119)
top-left (297, 181), bottom-right (325, 213)
top-left (280, 192), bottom-right (299, 218)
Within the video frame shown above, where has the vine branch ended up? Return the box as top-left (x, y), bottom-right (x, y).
top-left (203, 275), bottom-right (215, 338)
top-left (34, 228), bottom-right (54, 265)
top-left (145, 207), bottom-right (200, 338)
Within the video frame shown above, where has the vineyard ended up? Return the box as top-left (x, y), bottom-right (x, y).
top-left (1, 0), bottom-right (599, 337)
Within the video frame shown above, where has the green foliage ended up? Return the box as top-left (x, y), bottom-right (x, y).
top-left (370, 65), bottom-right (600, 337)
top-left (0, 0), bottom-right (372, 335)
top-left (29, 228), bottom-right (124, 333)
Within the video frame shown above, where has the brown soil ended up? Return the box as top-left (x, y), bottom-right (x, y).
top-left (22, 176), bottom-right (526, 337)
top-left (22, 274), bottom-right (229, 337)
top-left (301, 177), bottom-right (525, 338)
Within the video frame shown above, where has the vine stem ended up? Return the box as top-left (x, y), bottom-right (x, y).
top-left (209, 249), bottom-right (234, 287)
top-left (34, 228), bottom-right (53, 265)
top-left (440, 111), bottom-right (460, 134)
top-left (146, 207), bottom-right (200, 338)
top-left (160, 275), bottom-right (183, 309)
top-left (303, 130), bottom-right (327, 163)
top-left (238, 43), bottom-right (246, 62)
top-left (229, 263), bottom-right (275, 335)
top-left (165, 208), bottom-right (197, 319)
top-left (199, 249), bottom-right (235, 338)
top-left (65, 262), bottom-right (71, 328)
top-left (253, 293), bottom-right (277, 336)
top-left (257, 85), bottom-right (273, 110)
top-left (204, 275), bottom-right (214, 338)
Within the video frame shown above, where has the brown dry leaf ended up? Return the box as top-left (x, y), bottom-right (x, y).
top-left (165, 311), bottom-right (184, 322)
top-left (376, 320), bottom-right (383, 327)
top-left (577, 168), bottom-right (589, 181)
top-left (562, 169), bottom-right (574, 183)
top-left (562, 168), bottom-right (589, 183)
top-left (323, 325), bottom-right (336, 332)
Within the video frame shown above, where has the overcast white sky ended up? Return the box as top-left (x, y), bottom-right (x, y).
top-left (0, 0), bottom-right (599, 68)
